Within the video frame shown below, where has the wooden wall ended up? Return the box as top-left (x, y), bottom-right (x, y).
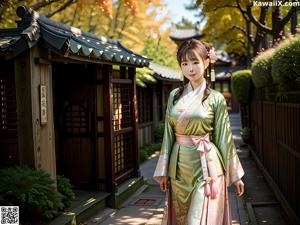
top-left (250, 84), bottom-right (300, 223)
top-left (0, 60), bottom-right (18, 167)
top-left (14, 46), bottom-right (56, 180)
top-left (96, 65), bottom-right (107, 191)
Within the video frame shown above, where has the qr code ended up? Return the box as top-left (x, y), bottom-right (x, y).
top-left (0, 206), bottom-right (19, 225)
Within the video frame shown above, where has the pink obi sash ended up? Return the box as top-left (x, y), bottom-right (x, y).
top-left (175, 133), bottom-right (219, 199)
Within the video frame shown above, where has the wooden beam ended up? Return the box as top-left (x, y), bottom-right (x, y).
top-left (129, 67), bottom-right (140, 177)
top-left (14, 50), bottom-right (35, 167)
top-left (112, 78), bottom-right (132, 84)
top-left (51, 54), bottom-right (144, 68)
top-left (34, 57), bottom-right (51, 65)
top-left (103, 64), bottom-right (117, 192)
top-left (92, 65), bottom-right (99, 191)
top-left (15, 46), bottom-right (57, 181)
top-left (152, 85), bottom-right (158, 123)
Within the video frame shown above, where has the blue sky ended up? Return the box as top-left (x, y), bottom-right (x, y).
top-left (163, 0), bottom-right (199, 26)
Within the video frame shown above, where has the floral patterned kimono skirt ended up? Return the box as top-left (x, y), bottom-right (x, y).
top-left (153, 81), bottom-right (245, 225)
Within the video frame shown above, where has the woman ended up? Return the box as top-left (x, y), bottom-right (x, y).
top-left (153, 39), bottom-right (245, 225)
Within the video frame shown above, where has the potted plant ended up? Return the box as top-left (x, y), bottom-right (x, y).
top-left (240, 127), bottom-right (252, 144)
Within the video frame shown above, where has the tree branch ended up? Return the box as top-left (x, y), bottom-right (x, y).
top-left (71, 4), bottom-right (78, 26)
top-left (87, 7), bottom-right (95, 33)
top-left (46, 0), bottom-right (74, 17)
top-left (113, 1), bottom-right (122, 34)
top-left (227, 39), bottom-right (247, 49)
top-left (118, 10), bottom-right (131, 39)
top-left (230, 45), bottom-right (248, 54)
top-left (235, 0), bottom-right (247, 14)
top-left (217, 25), bottom-right (247, 37)
top-left (208, 4), bottom-right (239, 12)
top-left (234, 0), bottom-right (252, 23)
top-left (245, 2), bottom-right (272, 34)
top-left (281, 6), bottom-right (298, 26)
top-left (31, 0), bottom-right (62, 10)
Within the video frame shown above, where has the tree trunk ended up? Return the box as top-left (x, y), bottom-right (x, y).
top-left (291, 11), bottom-right (298, 34)
top-left (272, 6), bottom-right (283, 41)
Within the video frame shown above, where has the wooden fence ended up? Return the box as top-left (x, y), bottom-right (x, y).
top-left (249, 83), bottom-right (300, 223)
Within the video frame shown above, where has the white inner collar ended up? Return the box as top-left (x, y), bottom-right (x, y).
top-left (187, 80), bottom-right (206, 94)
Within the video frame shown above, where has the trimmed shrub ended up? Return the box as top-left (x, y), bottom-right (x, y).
top-left (144, 143), bottom-right (161, 155)
top-left (0, 166), bottom-right (63, 220)
top-left (57, 175), bottom-right (75, 210)
top-left (140, 148), bottom-right (148, 162)
top-left (139, 143), bottom-right (162, 163)
top-left (271, 35), bottom-right (300, 96)
top-left (231, 70), bottom-right (252, 104)
top-left (153, 122), bottom-right (164, 143)
top-left (251, 48), bottom-right (275, 88)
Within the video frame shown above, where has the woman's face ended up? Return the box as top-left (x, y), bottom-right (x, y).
top-left (180, 50), bottom-right (209, 83)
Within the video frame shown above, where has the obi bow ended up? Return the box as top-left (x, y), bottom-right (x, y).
top-left (191, 133), bottom-right (219, 199)
top-left (191, 133), bottom-right (212, 153)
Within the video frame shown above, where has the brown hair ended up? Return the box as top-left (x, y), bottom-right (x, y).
top-left (173, 39), bottom-right (215, 105)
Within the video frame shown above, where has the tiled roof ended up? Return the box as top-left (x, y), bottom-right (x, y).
top-left (0, 6), bottom-right (150, 67)
top-left (169, 27), bottom-right (204, 41)
top-left (149, 62), bottom-right (183, 82)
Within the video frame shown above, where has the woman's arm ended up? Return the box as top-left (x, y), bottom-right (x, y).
top-left (153, 90), bottom-right (176, 183)
top-left (212, 92), bottom-right (245, 186)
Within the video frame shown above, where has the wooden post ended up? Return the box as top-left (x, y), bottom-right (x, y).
top-left (162, 82), bottom-right (166, 121)
top-left (103, 64), bottom-right (116, 192)
top-left (15, 50), bottom-right (35, 167)
top-left (129, 67), bottom-right (140, 177)
top-left (153, 85), bottom-right (158, 123)
top-left (14, 46), bottom-right (56, 180)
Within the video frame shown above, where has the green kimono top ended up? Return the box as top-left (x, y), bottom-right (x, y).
top-left (153, 82), bottom-right (244, 186)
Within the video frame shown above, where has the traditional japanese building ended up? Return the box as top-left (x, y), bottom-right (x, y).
top-left (211, 50), bottom-right (241, 113)
top-left (0, 6), bottom-right (151, 210)
top-left (137, 62), bottom-right (182, 148)
top-left (169, 25), bottom-right (204, 46)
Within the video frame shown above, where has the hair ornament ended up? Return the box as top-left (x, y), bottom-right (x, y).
top-left (208, 47), bottom-right (217, 64)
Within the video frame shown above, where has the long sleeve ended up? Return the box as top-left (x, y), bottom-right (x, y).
top-left (212, 93), bottom-right (245, 186)
top-left (153, 90), bottom-right (176, 183)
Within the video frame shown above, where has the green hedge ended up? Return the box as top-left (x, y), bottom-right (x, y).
top-left (271, 35), bottom-right (300, 96)
top-left (231, 69), bottom-right (252, 104)
top-left (140, 143), bottom-right (162, 163)
top-left (251, 48), bottom-right (275, 88)
top-left (0, 166), bottom-right (76, 221)
top-left (0, 166), bottom-right (62, 220)
top-left (153, 121), bottom-right (164, 143)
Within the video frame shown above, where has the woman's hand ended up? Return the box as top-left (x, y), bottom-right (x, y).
top-left (159, 176), bottom-right (169, 192)
top-left (234, 179), bottom-right (244, 197)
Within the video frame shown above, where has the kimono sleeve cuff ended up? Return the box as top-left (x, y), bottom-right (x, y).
top-left (226, 154), bottom-right (245, 186)
top-left (153, 154), bottom-right (169, 183)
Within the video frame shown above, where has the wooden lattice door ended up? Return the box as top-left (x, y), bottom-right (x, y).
top-left (112, 82), bottom-right (135, 184)
top-left (53, 64), bottom-right (96, 190)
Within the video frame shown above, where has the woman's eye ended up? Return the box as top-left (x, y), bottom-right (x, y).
top-left (182, 63), bottom-right (187, 66)
top-left (193, 61), bottom-right (200, 64)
